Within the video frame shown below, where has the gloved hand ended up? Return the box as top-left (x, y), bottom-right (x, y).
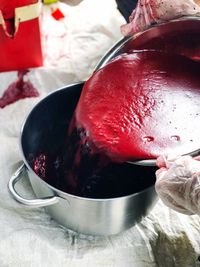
top-left (121, 0), bottom-right (200, 36)
top-left (155, 154), bottom-right (200, 215)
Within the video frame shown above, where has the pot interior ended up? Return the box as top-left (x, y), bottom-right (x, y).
top-left (21, 82), bottom-right (156, 199)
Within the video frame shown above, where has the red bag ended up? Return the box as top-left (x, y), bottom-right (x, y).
top-left (0, 0), bottom-right (43, 72)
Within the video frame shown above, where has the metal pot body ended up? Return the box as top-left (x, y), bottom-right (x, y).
top-left (9, 82), bottom-right (157, 235)
top-left (28, 166), bottom-right (156, 235)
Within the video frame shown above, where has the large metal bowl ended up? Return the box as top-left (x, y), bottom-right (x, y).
top-left (96, 16), bottom-right (200, 70)
top-left (96, 16), bottom-right (200, 166)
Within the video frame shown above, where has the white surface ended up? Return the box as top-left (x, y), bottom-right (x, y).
top-left (1, 1), bottom-right (200, 266)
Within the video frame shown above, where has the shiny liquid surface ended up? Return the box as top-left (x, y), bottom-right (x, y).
top-left (76, 51), bottom-right (200, 162)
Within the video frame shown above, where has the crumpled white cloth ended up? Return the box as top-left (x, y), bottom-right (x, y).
top-left (1, 1), bottom-right (200, 267)
top-left (41, 0), bottom-right (124, 80)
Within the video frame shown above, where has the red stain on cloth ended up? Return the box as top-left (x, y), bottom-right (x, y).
top-left (75, 51), bottom-right (200, 162)
top-left (0, 70), bottom-right (39, 108)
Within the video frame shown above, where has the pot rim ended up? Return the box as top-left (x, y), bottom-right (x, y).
top-left (19, 82), bottom-right (156, 202)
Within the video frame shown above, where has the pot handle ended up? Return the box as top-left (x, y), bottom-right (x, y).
top-left (8, 163), bottom-right (59, 208)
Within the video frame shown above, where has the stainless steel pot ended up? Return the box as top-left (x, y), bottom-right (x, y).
top-left (8, 82), bottom-right (157, 236)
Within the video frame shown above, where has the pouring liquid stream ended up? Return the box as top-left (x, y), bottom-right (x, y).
top-left (75, 50), bottom-right (200, 165)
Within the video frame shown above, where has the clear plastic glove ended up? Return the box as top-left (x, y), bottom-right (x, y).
top-left (121, 0), bottom-right (200, 36)
top-left (155, 154), bottom-right (200, 215)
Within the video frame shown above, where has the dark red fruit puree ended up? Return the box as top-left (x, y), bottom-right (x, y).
top-left (0, 70), bottom-right (39, 108)
top-left (33, 48), bottom-right (200, 197)
top-left (76, 51), bottom-right (200, 161)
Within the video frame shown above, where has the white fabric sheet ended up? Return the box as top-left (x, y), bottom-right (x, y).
top-left (1, 1), bottom-right (200, 266)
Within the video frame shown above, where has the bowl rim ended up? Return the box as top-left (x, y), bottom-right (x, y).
top-left (95, 15), bottom-right (200, 71)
